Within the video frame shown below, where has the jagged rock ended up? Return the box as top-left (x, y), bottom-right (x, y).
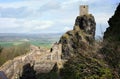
top-left (102, 3), bottom-right (120, 68)
top-left (74, 14), bottom-right (96, 39)
top-left (100, 3), bottom-right (120, 78)
top-left (59, 14), bottom-right (96, 59)
top-left (104, 3), bottom-right (120, 41)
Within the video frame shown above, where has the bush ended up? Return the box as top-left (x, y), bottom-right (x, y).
top-left (60, 51), bottom-right (113, 79)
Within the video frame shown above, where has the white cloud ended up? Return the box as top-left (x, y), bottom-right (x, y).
top-left (0, 18), bottom-right (20, 28)
top-left (0, 0), bottom-right (118, 35)
top-left (0, 7), bottom-right (32, 18)
top-left (95, 13), bottom-right (112, 24)
top-left (62, 0), bottom-right (100, 7)
top-left (24, 20), bottom-right (54, 31)
top-left (0, 0), bottom-right (47, 8)
top-left (0, 18), bottom-right (54, 33)
top-left (38, 1), bottom-right (61, 11)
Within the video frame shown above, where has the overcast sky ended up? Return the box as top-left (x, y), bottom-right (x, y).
top-left (0, 0), bottom-right (119, 36)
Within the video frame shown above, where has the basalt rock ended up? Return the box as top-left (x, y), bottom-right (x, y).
top-left (59, 14), bottom-right (96, 59)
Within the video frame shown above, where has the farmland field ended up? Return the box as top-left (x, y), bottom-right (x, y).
top-left (0, 33), bottom-right (62, 48)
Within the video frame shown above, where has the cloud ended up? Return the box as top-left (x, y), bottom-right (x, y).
top-left (0, 18), bottom-right (20, 28)
top-left (0, 0), bottom-right (47, 8)
top-left (0, 0), bottom-right (119, 36)
top-left (0, 7), bottom-right (32, 18)
top-left (95, 13), bottom-right (112, 24)
top-left (0, 0), bottom-right (62, 18)
top-left (0, 18), bottom-right (54, 33)
top-left (38, 1), bottom-right (61, 12)
top-left (61, 0), bottom-right (100, 8)
top-left (23, 20), bottom-right (54, 32)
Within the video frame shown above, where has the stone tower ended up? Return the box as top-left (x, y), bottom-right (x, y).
top-left (80, 5), bottom-right (88, 16)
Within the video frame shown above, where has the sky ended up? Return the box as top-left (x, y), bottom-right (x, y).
top-left (0, 0), bottom-right (119, 36)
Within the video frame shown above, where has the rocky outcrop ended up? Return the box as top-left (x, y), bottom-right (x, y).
top-left (59, 13), bottom-right (113, 79)
top-left (74, 14), bottom-right (96, 39)
top-left (59, 14), bottom-right (96, 59)
top-left (104, 3), bottom-right (120, 41)
top-left (102, 3), bottom-right (120, 68)
top-left (101, 3), bottom-right (120, 78)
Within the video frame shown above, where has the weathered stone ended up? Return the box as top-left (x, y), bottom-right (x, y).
top-left (59, 14), bottom-right (96, 59)
top-left (74, 15), bottom-right (96, 39)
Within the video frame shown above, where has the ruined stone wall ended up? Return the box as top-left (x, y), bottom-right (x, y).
top-left (0, 44), bottom-right (63, 79)
top-left (50, 43), bottom-right (62, 61)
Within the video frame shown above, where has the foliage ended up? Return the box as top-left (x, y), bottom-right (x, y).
top-left (59, 38), bottom-right (113, 79)
top-left (60, 52), bottom-right (113, 79)
top-left (0, 42), bottom-right (30, 66)
top-left (0, 45), bottom-right (3, 53)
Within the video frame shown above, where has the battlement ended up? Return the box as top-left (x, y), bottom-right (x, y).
top-left (80, 5), bottom-right (88, 16)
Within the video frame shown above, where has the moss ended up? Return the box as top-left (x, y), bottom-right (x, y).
top-left (99, 68), bottom-right (112, 79)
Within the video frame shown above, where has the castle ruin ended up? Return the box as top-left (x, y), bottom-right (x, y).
top-left (50, 43), bottom-right (62, 61)
top-left (80, 5), bottom-right (88, 16)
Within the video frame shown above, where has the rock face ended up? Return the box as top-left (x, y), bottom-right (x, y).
top-left (74, 14), bottom-right (96, 38)
top-left (104, 3), bottom-right (120, 41)
top-left (59, 13), bottom-right (113, 79)
top-left (59, 14), bottom-right (96, 59)
top-left (102, 3), bottom-right (120, 68)
top-left (101, 3), bottom-right (120, 78)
